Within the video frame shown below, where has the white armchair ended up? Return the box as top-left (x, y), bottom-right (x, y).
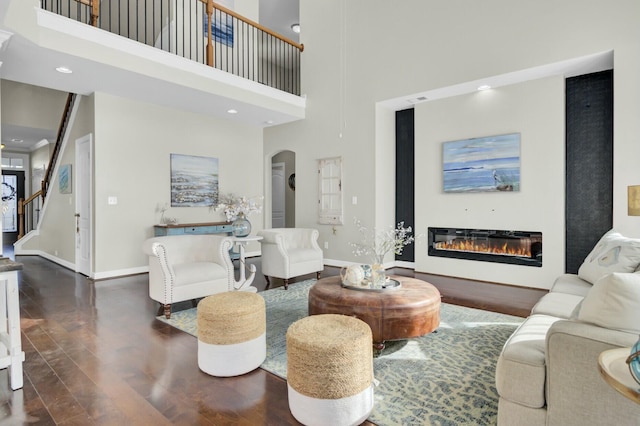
top-left (143, 234), bottom-right (256, 318)
top-left (257, 228), bottom-right (324, 289)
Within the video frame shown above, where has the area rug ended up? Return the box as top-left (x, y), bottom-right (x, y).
top-left (157, 279), bottom-right (524, 425)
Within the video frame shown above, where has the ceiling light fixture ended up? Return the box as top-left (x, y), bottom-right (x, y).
top-left (477, 84), bottom-right (491, 91)
top-left (291, 24), bottom-right (300, 34)
top-left (10, 138), bottom-right (23, 143)
top-left (56, 66), bottom-right (73, 74)
top-left (227, 109), bottom-right (238, 114)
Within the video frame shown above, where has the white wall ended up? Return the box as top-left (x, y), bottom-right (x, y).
top-left (92, 92), bottom-right (263, 275)
top-left (20, 92), bottom-right (263, 277)
top-left (20, 95), bottom-right (94, 264)
top-left (264, 0), bottom-right (640, 289)
top-left (415, 76), bottom-right (565, 288)
top-left (0, 80), bottom-right (67, 131)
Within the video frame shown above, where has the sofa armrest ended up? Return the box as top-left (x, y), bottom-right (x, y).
top-left (143, 239), bottom-right (175, 282)
top-left (545, 320), bottom-right (640, 425)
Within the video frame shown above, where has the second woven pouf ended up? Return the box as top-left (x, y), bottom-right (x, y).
top-left (197, 291), bottom-right (266, 377)
top-left (286, 314), bottom-right (374, 426)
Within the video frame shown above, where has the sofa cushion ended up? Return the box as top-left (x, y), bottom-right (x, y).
top-left (496, 314), bottom-right (562, 408)
top-left (577, 229), bottom-right (640, 284)
top-left (549, 273), bottom-right (592, 297)
top-left (577, 272), bottom-right (640, 334)
top-left (174, 262), bottom-right (228, 286)
top-left (530, 292), bottom-right (584, 319)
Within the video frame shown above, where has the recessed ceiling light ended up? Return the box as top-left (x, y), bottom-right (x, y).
top-left (407, 96), bottom-right (428, 104)
top-left (227, 109), bottom-right (238, 114)
top-left (10, 138), bottom-right (23, 143)
top-left (264, 120), bottom-right (275, 125)
top-left (291, 24), bottom-right (300, 34)
top-left (56, 66), bottom-right (73, 74)
top-left (477, 84), bottom-right (491, 91)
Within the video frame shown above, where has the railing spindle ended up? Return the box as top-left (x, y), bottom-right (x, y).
top-left (41, 0), bottom-right (302, 95)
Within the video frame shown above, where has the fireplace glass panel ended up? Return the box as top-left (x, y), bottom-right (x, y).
top-left (428, 228), bottom-right (542, 267)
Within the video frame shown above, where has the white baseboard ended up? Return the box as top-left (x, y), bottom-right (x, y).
top-left (93, 266), bottom-right (148, 280)
top-left (15, 250), bottom-right (148, 280)
top-left (30, 250), bottom-right (76, 271)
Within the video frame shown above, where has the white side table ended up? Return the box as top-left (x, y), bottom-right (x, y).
top-left (0, 258), bottom-right (25, 390)
top-left (598, 347), bottom-right (640, 404)
top-left (231, 236), bottom-right (263, 290)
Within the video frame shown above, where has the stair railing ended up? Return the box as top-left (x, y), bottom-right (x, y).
top-left (40, 0), bottom-right (304, 95)
top-left (17, 192), bottom-right (42, 239)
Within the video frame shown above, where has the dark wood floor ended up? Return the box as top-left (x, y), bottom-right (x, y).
top-left (0, 251), bottom-right (547, 425)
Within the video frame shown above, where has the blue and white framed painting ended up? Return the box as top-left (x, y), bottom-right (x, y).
top-left (170, 154), bottom-right (219, 207)
top-left (203, 0), bottom-right (234, 47)
top-left (59, 164), bottom-right (72, 194)
top-left (442, 133), bottom-right (521, 193)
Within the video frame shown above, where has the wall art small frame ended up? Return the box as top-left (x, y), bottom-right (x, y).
top-left (442, 133), bottom-right (521, 193)
top-left (203, 0), bottom-right (234, 47)
top-left (59, 164), bottom-right (72, 194)
top-left (170, 154), bottom-right (219, 207)
top-left (629, 185), bottom-right (640, 216)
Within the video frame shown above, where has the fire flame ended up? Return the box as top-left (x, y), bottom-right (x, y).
top-left (434, 240), bottom-right (531, 257)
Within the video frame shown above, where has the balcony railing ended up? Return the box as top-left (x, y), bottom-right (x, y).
top-left (40, 0), bottom-right (303, 95)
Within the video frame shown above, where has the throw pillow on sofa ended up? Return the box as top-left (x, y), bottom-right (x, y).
top-left (578, 229), bottom-right (640, 284)
top-left (578, 272), bottom-right (640, 334)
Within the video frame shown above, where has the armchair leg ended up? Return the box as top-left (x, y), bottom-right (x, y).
top-left (164, 304), bottom-right (171, 319)
top-left (284, 278), bottom-right (289, 290)
top-left (316, 271), bottom-right (321, 280)
top-left (264, 275), bottom-right (271, 289)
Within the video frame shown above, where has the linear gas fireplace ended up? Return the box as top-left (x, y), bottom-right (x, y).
top-left (428, 227), bottom-right (542, 267)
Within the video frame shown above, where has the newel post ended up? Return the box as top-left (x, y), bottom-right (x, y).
top-left (206, 0), bottom-right (214, 67)
top-left (17, 199), bottom-right (24, 239)
top-left (91, 0), bottom-right (100, 27)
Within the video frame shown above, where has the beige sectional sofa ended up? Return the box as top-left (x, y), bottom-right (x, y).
top-left (496, 230), bottom-right (640, 426)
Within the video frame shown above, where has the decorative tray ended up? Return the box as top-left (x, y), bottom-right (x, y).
top-left (341, 278), bottom-right (402, 292)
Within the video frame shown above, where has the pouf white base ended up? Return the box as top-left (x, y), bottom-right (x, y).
top-left (198, 332), bottom-right (266, 377)
top-left (288, 383), bottom-right (374, 426)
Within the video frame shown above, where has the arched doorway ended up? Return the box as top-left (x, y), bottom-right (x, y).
top-left (271, 151), bottom-right (295, 228)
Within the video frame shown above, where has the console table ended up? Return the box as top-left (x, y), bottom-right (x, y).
top-left (0, 258), bottom-right (25, 390)
top-left (154, 222), bottom-right (239, 259)
top-left (153, 221), bottom-right (233, 237)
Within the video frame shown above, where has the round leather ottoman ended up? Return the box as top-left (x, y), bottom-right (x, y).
top-left (286, 314), bottom-right (374, 426)
top-left (197, 291), bottom-right (266, 377)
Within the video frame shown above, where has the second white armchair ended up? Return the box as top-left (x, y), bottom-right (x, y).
top-left (257, 228), bottom-right (324, 289)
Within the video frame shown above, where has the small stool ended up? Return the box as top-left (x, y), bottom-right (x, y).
top-left (286, 314), bottom-right (374, 426)
top-left (197, 291), bottom-right (266, 377)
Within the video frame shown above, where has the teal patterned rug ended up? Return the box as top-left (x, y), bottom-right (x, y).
top-left (157, 279), bottom-right (524, 425)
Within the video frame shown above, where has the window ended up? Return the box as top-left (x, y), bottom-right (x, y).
top-left (318, 157), bottom-right (343, 225)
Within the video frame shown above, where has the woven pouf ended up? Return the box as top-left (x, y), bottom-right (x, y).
top-left (197, 291), bottom-right (266, 377)
top-left (286, 314), bottom-right (374, 426)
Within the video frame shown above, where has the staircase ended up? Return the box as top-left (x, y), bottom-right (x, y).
top-left (17, 93), bottom-right (77, 239)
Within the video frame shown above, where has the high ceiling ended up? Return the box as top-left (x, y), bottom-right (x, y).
top-left (0, 0), bottom-right (300, 152)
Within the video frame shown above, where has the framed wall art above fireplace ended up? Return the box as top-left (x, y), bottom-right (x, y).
top-left (442, 133), bottom-right (521, 193)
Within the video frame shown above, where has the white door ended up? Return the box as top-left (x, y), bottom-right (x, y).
top-left (272, 162), bottom-right (285, 228)
top-left (75, 134), bottom-right (92, 276)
